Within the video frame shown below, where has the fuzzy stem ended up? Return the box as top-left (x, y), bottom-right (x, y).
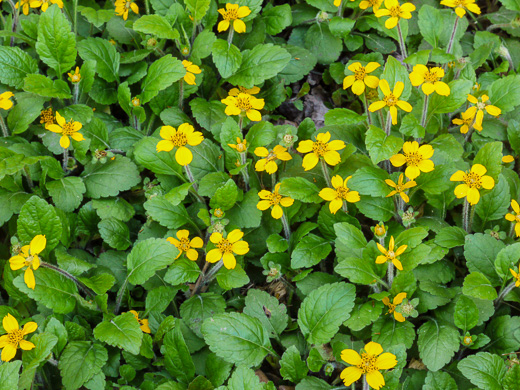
top-left (204, 260), bottom-right (224, 284)
top-left (385, 110), bottom-right (393, 136)
top-left (238, 115), bottom-right (244, 136)
top-left (363, 93), bottom-right (372, 126)
top-left (144, 0), bottom-right (150, 14)
top-left (5, 0), bottom-right (18, 46)
top-left (24, 167), bottom-right (34, 189)
top-left (420, 94), bottom-right (429, 128)
top-left (41, 262), bottom-right (95, 297)
top-left (184, 164), bottom-right (199, 192)
top-left (387, 261), bottom-right (395, 287)
top-left (342, 200), bottom-right (348, 213)
top-left (227, 25), bottom-right (235, 47)
top-left (179, 79), bottom-right (184, 111)
top-left (240, 152), bottom-right (250, 191)
top-left (145, 113), bottom-right (156, 136)
top-left (462, 199), bottom-right (471, 233)
top-left (73, 0), bottom-right (78, 36)
top-left (320, 159), bottom-right (332, 187)
top-left (73, 83), bottom-right (80, 104)
top-left (397, 23), bottom-right (409, 70)
top-left (337, 0), bottom-right (343, 16)
top-left (446, 16), bottom-right (459, 55)
top-left (496, 282), bottom-right (517, 306)
top-left (114, 277), bottom-right (128, 314)
top-left (363, 375), bottom-right (370, 390)
top-left (281, 211), bottom-right (291, 241)
top-left (62, 148), bottom-right (69, 172)
top-left (0, 115), bottom-right (9, 137)
top-left (191, 261), bottom-right (210, 296)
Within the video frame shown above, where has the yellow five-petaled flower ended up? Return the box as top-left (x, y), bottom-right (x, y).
top-left (441, 0), bottom-right (481, 18)
top-left (0, 314), bottom-right (37, 362)
top-left (374, 0), bottom-right (415, 29)
top-left (452, 108), bottom-right (476, 134)
top-left (466, 94), bottom-right (501, 132)
top-left (376, 236), bottom-right (406, 271)
top-left (156, 123), bottom-right (204, 166)
top-left (382, 292), bottom-right (407, 322)
top-left (319, 175), bottom-right (360, 214)
top-left (385, 173), bottom-right (416, 203)
top-left (167, 230), bottom-right (204, 261)
top-left (182, 60), bottom-right (202, 86)
top-left (450, 164), bottom-right (495, 206)
top-left (390, 141), bottom-right (435, 180)
top-left (129, 310), bottom-right (151, 333)
top-left (68, 67), bottom-right (81, 84)
top-left (340, 341), bottom-right (397, 389)
top-left (217, 3), bottom-right (251, 33)
top-left (207, 229), bottom-right (249, 270)
top-left (115, 0), bottom-right (139, 20)
top-left (368, 80), bottom-right (412, 125)
top-left (343, 62), bottom-right (380, 96)
top-left (254, 145), bottom-right (292, 174)
top-left (30, 0), bottom-right (63, 12)
top-left (0, 92), bottom-right (14, 111)
top-left (9, 235), bottom-right (46, 290)
top-left (221, 91), bottom-right (265, 121)
top-left (297, 132), bottom-right (346, 171)
top-left (409, 65), bottom-right (450, 96)
top-left (46, 111), bottom-right (85, 149)
top-left (228, 137), bottom-right (247, 153)
top-left (505, 200), bottom-right (520, 237)
top-left (257, 183), bottom-right (294, 219)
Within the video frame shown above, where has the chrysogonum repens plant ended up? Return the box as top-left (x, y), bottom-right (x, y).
top-left (1, 0), bottom-right (520, 388)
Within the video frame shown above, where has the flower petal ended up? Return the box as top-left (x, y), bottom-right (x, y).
top-left (366, 369), bottom-right (385, 390)
top-left (341, 349), bottom-right (362, 365)
top-left (227, 229), bottom-right (244, 243)
top-left (3, 314), bottom-right (19, 333)
top-left (29, 235), bottom-right (46, 255)
top-left (364, 341), bottom-right (383, 356)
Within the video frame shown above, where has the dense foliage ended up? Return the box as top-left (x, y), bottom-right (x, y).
top-left (1, 0), bottom-right (520, 388)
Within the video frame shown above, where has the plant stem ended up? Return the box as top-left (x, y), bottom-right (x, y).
top-left (363, 93), bottom-right (372, 126)
top-left (337, 0), bottom-right (343, 16)
top-left (133, 114), bottom-right (140, 131)
top-left (238, 115), bottom-right (244, 136)
top-left (179, 79), bottom-right (184, 111)
top-left (320, 159), bottom-right (332, 187)
top-left (363, 375), bottom-right (370, 390)
top-left (496, 282), bottom-right (516, 306)
top-left (342, 200), bottom-right (348, 213)
top-left (73, 83), bottom-right (80, 104)
top-left (73, 0), bottom-right (78, 36)
top-left (41, 262), bottom-right (95, 297)
top-left (191, 261), bottom-right (210, 296)
top-left (387, 261), bottom-right (395, 287)
top-left (385, 110), bottom-right (393, 136)
top-left (144, 0), bottom-right (150, 14)
top-left (446, 16), bottom-right (459, 55)
top-left (145, 113), bottom-right (156, 136)
top-left (240, 152), bottom-right (250, 191)
top-left (114, 277), bottom-right (129, 314)
top-left (24, 167), bottom-right (34, 189)
top-left (184, 164), bottom-right (199, 192)
top-left (62, 148), bottom-right (69, 172)
top-left (0, 115), bottom-right (9, 137)
top-left (462, 199), bottom-right (472, 233)
top-left (227, 25), bottom-right (235, 47)
top-left (5, 0), bottom-right (18, 46)
top-left (397, 23), bottom-right (409, 70)
top-left (281, 212), bottom-right (291, 241)
top-left (420, 94), bottom-right (429, 128)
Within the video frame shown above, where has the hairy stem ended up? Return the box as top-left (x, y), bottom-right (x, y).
top-left (240, 152), bottom-right (250, 191)
top-left (462, 199), bottom-right (473, 233)
top-left (363, 93), bottom-right (372, 126)
top-left (420, 94), bottom-right (429, 128)
top-left (446, 16), bottom-right (459, 55)
top-left (0, 115), bottom-right (9, 137)
top-left (385, 110), bottom-right (393, 136)
top-left (281, 212), bottom-right (291, 241)
top-left (179, 79), bottom-right (184, 111)
top-left (5, 0), bottom-right (18, 46)
top-left (62, 148), bottom-right (69, 172)
top-left (191, 261), bottom-right (210, 296)
top-left (73, 0), bottom-right (78, 36)
top-left (227, 25), bottom-right (235, 47)
top-left (363, 375), bottom-right (370, 390)
top-left (320, 158), bottom-right (332, 187)
top-left (496, 282), bottom-right (517, 307)
top-left (397, 23), bottom-right (409, 70)
top-left (73, 83), bottom-right (80, 104)
top-left (114, 277), bottom-right (129, 314)
top-left (387, 261), bottom-right (395, 287)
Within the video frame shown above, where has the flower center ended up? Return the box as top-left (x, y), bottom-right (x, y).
top-left (266, 152), bottom-right (277, 161)
top-left (387, 250), bottom-right (395, 259)
top-left (357, 353), bottom-right (378, 374)
top-left (71, 74), bottom-right (80, 82)
top-left (404, 152), bottom-right (423, 167)
top-left (477, 102), bottom-right (486, 110)
top-left (217, 239), bottom-right (233, 254)
top-left (223, 9), bottom-right (239, 20)
top-left (214, 209), bottom-right (224, 218)
top-left (386, 302), bottom-right (396, 314)
top-left (179, 238), bottom-right (190, 252)
top-left (312, 141), bottom-right (329, 156)
top-left (354, 67), bottom-right (366, 81)
top-left (269, 192), bottom-right (282, 206)
top-left (40, 108), bottom-right (54, 125)
top-left (125, 1), bottom-right (132, 9)
top-left (235, 95), bottom-right (252, 111)
top-left (384, 93), bottom-right (398, 106)
top-left (463, 336), bottom-right (472, 345)
top-left (424, 70), bottom-right (440, 83)
top-left (389, 6), bottom-right (401, 17)
top-left (62, 120), bottom-right (77, 136)
top-left (236, 143), bottom-right (246, 152)
top-left (395, 184), bottom-right (405, 192)
top-left (463, 172), bottom-right (482, 189)
top-left (336, 186), bottom-right (349, 200)
top-left (8, 329), bottom-right (24, 345)
top-left (170, 131), bottom-right (188, 147)
top-left (516, 215), bottom-right (520, 223)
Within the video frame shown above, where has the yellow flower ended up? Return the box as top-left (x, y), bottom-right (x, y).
top-left (257, 183), bottom-right (294, 219)
top-left (217, 3), bottom-right (251, 33)
top-left (182, 60), bottom-right (201, 86)
top-left (376, 236), bottom-right (407, 271)
top-left (254, 145), bottom-right (292, 174)
top-left (450, 164), bottom-right (495, 206)
top-left (389, 141), bottom-right (435, 180)
top-left (46, 111), bottom-right (84, 149)
top-left (30, 0), bottom-right (63, 12)
top-left (340, 341), bottom-right (397, 389)
top-left (129, 311), bottom-right (150, 333)
top-left (466, 94), bottom-right (501, 132)
top-left (368, 80), bottom-right (412, 125)
top-left (207, 229), bottom-right (249, 269)
top-left (359, 0), bottom-right (383, 11)
top-left (503, 155), bottom-right (514, 163)
top-left (40, 107), bottom-right (54, 126)
top-left (334, 0), bottom-right (341, 6)
top-left (156, 123), bottom-right (204, 166)
top-left (228, 137), bottom-right (247, 153)
top-left (0, 92), bottom-right (14, 110)
top-left (131, 97), bottom-right (140, 107)
top-left (452, 108), bottom-right (476, 134)
top-left (409, 65), bottom-right (450, 96)
top-left (510, 265), bottom-right (520, 287)
top-left (115, 0), bottom-right (138, 20)
top-left (374, 0), bottom-right (415, 29)
top-left (319, 175), bottom-right (360, 214)
top-left (229, 86), bottom-right (260, 96)
top-left (221, 92), bottom-right (265, 121)
top-left (343, 62), bottom-right (381, 96)
top-left (213, 208), bottom-right (224, 218)
top-left (505, 200), bottom-right (520, 237)
top-left (9, 235), bottom-right (46, 290)
top-left (374, 223), bottom-right (386, 238)
top-left (385, 173), bottom-right (416, 203)
top-left (382, 293), bottom-right (407, 322)
top-left (297, 132), bottom-right (346, 171)
top-left (441, 0), bottom-right (480, 17)
top-left (16, 0), bottom-right (30, 15)
top-left (0, 314), bottom-right (36, 362)
top-left (167, 230), bottom-right (203, 261)
top-left (67, 67), bottom-right (81, 84)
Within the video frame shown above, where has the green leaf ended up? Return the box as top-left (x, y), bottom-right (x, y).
top-left (13, 267), bottom-right (77, 314)
top-left (324, 108), bottom-right (365, 126)
top-left (372, 318), bottom-right (415, 349)
top-left (227, 365), bottom-right (264, 390)
top-left (417, 5), bottom-right (445, 48)
top-left (473, 141), bottom-right (503, 182)
top-left (463, 272), bottom-right (498, 300)
top-left (191, 30), bottom-right (216, 60)
top-left (210, 179), bottom-right (238, 211)
top-left (243, 289), bottom-right (288, 337)
top-left (304, 24), bottom-right (342, 65)
top-left (133, 15), bottom-right (179, 39)
top-left (365, 125), bottom-right (404, 165)
top-left (454, 295), bottom-right (480, 331)
top-left (0, 361), bottom-right (21, 390)
top-left (6, 92), bottom-right (45, 134)
top-left (495, 242), bottom-right (520, 280)
top-left (349, 166), bottom-right (390, 197)
top-left (504, 364), bottom-right (520, 390)
top-left (92, 197), bottom-right (135, 222)
top-left (145, 286), bottom-right (177, 315)
top-left (77, 6), bottom-right (114, 28)
top-left (279, 45), bottom-right (317, 84)
top-left (335, 254), bottom-right (382, 285)
top-left (475, 174), bottom-right (510, 224)
top-left (134, 137), bottom-right (182, 176)
top-left (17, 196), bottom-right (62, 252)
top-left (263, 4), bottom-right (292, 35)
top-left (279, 177), bottom-right (321, 203)
top-left (485, 315), bottom-right (520, 354)
top-left (298, 282), bottom-right (355, 344)
top-left (0, 46), bottom-right (38, 88)
top-left (357, 195), bottom-right (394, 221)
top-left (344, 301), bottom-right (384, 332)
top-left (98, 218), bottom-right (131, 250)
top-left (245, 121), bottom-right (276, 149)
top-left (46, 177), bottom-right (86, 213)
top-left (227, 44), bottom-right (291, 88)
top-left (35, 4), bottom-right (76, 75)
top-left (163, 325), bottom-right (195, 384)
top-left (395, 227), bottom-right (428, 249)
top-left (212, 39), bottom-right (242, 79)
top-left (164, 182), bottom-right (193, 206)
top-left (94, 312), bottom-right (143, 355)
top-left (458, 352), bottom-right (508, 390)
top-left (489, 74), bottom-right (520, 113)
top-left (77, 37), bottom-right (119, 82)
top-left (81, 156), bottom-right (141, 199)
top-left (381, 55), bottom-right (412, 100)
top-left (429, 79), bottom-right (473, 114)
top-left (206, 352), bottom-right (233, 387)
top-left (185, 0), bottom-right (211, 21)
top-left (58, 342), bottom-right (108, 390)
top-left (435, 226), bottom-right (467, 248)
top-left (164, 257), bottom-right (201, 286)
top-left (23, 74), bottom-right (72, 99)
top-left (418, 321), bottom-right (459, 371)
top-left (190, 98), bottom-right (228, 139)
top-left (226, 190), bottom-right (262, 228)
top-left (334, 222), bottom-right (368, 258)
top-left (144, 197), bottom-right (189, 229)
top-left (201, 312), bottom-right (273, 367)
top-left (216, 264), bottom-right (250, 290)
top-left (464, 233), bottom-right (504, 286)
top-left (291, 234), bottom-right (332, 269)
top-left (127, 238), bottom-right (178, 285)
top-left (141, 55), bottom-right (185, 104)
top-left (423, 371), bottom-right (457, 390)
top-left (180, 293), bottom-right (226, 338)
